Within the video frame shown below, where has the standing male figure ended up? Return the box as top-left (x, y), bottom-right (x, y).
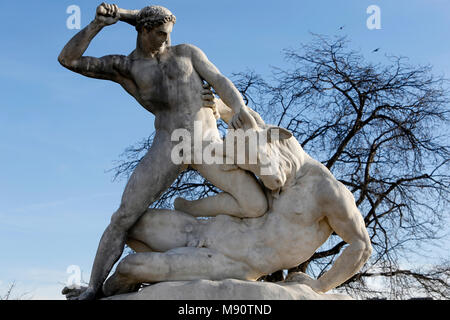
top-left (58, 3), bottom-right (268, 300)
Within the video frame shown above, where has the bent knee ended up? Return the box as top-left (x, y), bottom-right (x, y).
top-left (239, 196), bottom-right (268, 218)
top-left (116, 254), bottom-right (142, 276)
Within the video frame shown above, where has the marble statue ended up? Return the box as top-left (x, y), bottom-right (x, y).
top-left (59, 3), bottom-right (267, 300)
top-left (59, 3), bottom-right (372, 300)
top-left (93, 101), bottom-right (373, 298)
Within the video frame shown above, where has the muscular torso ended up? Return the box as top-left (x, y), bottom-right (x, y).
top-left (199, 182), bottom-right (333, 276)
top-left (121, 45), bottom-right (219, 139)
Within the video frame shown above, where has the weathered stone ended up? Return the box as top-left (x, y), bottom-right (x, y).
top-left (102, 279), bottom-right (353, 300)
top-left (60, 2), bottom-right (372, 300)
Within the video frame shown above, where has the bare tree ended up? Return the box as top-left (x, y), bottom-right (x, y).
top-left (0, 281), bottom-right (31, 300)
top-left (110, 34), bottom-right (450, 299)
top-left (0, 281), bottom-right (17, 300)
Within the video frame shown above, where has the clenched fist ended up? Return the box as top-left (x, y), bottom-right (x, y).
top-left (95, 2), bottom-right (120, 26)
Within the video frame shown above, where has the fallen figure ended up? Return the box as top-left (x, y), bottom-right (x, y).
top-left (85, 100), bottom-right (373, 299)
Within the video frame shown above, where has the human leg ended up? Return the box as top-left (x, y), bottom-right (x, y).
top-left (70, 132), bottom-right (184, 300)
top-left (175, 163), bottom-right (268, 218)
top-left (126, 208), bottom-right (202, 252)
top-left (103, 247), bottom-right (256, 296)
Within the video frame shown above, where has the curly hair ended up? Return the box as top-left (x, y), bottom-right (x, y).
top-left (136, 5), bottom-right (176, 31)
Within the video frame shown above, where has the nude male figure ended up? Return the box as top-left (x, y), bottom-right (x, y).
top-left (58, 3), bottom-right (267, 300)
top-left (62, 100), bottom-right (372, 299)
top-left (96, 105), bottom-right (373, 296)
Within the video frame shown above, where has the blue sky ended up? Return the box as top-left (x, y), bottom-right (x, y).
top-left (0, 0), bottom-right (449, 299)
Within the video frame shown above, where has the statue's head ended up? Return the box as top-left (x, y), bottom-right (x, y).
top-left (136, 6), bottom-right (176, 32)
top-left (135, 6), bottom-right (176, 52)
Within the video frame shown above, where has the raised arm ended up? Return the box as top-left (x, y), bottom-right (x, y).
top-left (58, 3), bottom-right (134, 82)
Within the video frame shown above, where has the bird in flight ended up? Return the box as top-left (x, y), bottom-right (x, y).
top-left (372, 48), bottom-right (380, 53)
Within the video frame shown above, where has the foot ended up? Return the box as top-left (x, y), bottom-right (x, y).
top-left (62, 286), bottom-right (97, 300)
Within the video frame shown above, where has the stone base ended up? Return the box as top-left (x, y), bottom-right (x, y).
top-left (102, 279), bottom-right (352, 300)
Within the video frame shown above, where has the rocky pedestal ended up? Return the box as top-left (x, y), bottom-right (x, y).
top-left (102, 279), bottom-right (353, 300)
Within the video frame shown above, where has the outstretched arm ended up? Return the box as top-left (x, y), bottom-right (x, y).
top-left (58, 3), bottom-right (133, 82)
top-left (203, 92), bottom-right (265, 128)
top-left (287, 188), bottom-right (372, 293)
top-left (209, 96), bottom-right (234, 124)
top-left (189, 45), bottom-right (256, 130)
top-left (316, 200), bottom-right (372, 292)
